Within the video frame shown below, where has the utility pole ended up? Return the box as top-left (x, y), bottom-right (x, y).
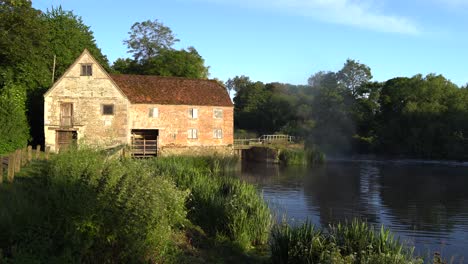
top-left (51, 55), bottom-right (56, 83)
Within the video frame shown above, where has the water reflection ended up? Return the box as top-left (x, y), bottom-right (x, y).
top-left (238, 160), bottom-right (468, 260)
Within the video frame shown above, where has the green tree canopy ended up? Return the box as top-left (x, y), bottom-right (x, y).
top-left (113, 19), bottom-right (209, 79)
top-left (43, 6), bottom-right (110, 80)
top-left (337, 59), bottom-right (373, 97)
top-left (124, 19), bottom-right (179, 61)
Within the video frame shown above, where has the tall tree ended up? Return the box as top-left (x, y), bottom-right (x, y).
top-left (43, 6), bottom-right (110, 80)
top-left (124, 19), bottom-right (179, 61)
top-left (114, 19), bottom-right (209, 79)
top-left (337, 59), bottom-right (372, 97)
top-left (0, 0), bottom-right (47, 153)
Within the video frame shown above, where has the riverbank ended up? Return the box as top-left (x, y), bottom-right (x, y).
top-left (0, 149), bottom-right (444, 263)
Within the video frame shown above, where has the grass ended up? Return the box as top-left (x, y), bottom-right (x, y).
top-left (270, 219), bottom-right (423, 264)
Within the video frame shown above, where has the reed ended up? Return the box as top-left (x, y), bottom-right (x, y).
top-left (270, 219), bottom-right (423, 264)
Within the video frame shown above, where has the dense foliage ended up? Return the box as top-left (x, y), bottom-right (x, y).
top-left (0, 149), bottom-right (188, 263)
top-left (0, 1), bottom-right (108, 153)
top-left (231, 61), bottom-right (468, 160)
top-left (0, 149), bottom-right (271, 262)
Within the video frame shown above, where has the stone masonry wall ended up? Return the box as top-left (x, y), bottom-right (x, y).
top-left (44, 52), bottom-right (129, 152)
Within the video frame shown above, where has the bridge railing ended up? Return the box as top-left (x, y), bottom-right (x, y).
top-left (234, 134), bottom-right (296, 149)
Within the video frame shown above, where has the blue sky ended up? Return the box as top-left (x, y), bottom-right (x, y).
top-left (33, 0), bottom-right (468, 86)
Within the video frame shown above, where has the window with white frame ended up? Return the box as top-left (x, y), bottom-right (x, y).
top-left (188, 129), bottom-right (198, 139)
top-left (189, 108), bottom-right (198, 119)
top-left (213, 129), bottom-right (223, 139)
top-left (213, 108), bottom-right (223, 119)
top-left (149, 107), bottom-right (159, 118)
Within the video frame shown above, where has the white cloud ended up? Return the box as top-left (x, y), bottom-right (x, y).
top-left (199, 0), bottom-right (421, 35)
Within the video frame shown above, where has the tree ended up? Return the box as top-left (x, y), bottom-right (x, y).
top-left (114, 20), bottom-right (209, 79)
top-left (139, 47), bottom-right (209, 78)
top-left (124, 19), bottom-right (179, 61)
top-left (337, 59), bottom-right (372, 97)
top-left (43, 6), bottom-right (110, 79)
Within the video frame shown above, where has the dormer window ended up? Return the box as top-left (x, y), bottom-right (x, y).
top-left (81, 64), bottom-right (93, 76)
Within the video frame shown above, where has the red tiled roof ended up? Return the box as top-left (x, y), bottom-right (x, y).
top-left (110, 74), bottom-right (233, 107)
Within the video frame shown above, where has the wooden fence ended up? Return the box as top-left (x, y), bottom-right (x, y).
top-left (0, 145), bottom-right (50, 184)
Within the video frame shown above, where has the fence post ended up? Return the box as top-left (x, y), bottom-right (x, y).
top-left (0, 155), bottom-right (3, 184)
top-left (15, 149), bottom-right (21, 173)
top-left (28, 145), bottom-right (32, 162)
top-left (8, 153), bottom-right (15, 183)
top-left (45, 146), bottom-right (50, 160)
top-left (35, 145), bottom-right (41, 160)
top-left (22, 148), bottom-right (27, 166)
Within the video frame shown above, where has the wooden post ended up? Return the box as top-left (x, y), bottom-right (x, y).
top-left (21, 148), bottom-right (27, 166)
top-left (45, 146), bottom-right (50, 160)
top-left (28, 145), bottom-right (32, 162)
top-left (0, 155), bottom-right (3, 184)
top-left (15, 149), bottom-right (21, 173)
top-left (35, 145), bottom-right (41, 160)
top-left (8, 153), bottom-right (15, 183)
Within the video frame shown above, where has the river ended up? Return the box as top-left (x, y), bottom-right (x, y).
top-left (237, 160), bottom-right (468, 261)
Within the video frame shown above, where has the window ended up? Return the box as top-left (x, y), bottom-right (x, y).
top-left (189, 108), bottom-right (198, 119)
top-left (149, 107), bottom-right (159, 118)
top-left (213, 129), bottom-right (223, 139)
top-left (214, 108), bottom-right (223, 119)
top-left (188, 129), bottom-right (198, 139)
top-left (80, 64), bottom-right (92, 76)
top-left (102, 104), bottom-right (114, 115)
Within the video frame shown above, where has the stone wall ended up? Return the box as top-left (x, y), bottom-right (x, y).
top-left (44, 52), bottom-right (129, 152)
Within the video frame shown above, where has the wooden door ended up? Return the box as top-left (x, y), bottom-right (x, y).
top-left (56, 131), bottom-right (77, 152)
top-left (60, 103), bottom-right (73, 127)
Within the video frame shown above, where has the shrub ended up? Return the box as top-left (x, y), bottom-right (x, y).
top-left (0, 148), bottom-right (188, 263)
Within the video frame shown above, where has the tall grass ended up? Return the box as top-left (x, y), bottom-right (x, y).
top-left (278, 147), bottom-right (325, 166)
top-left (0, 148), bottom-right (188, 263)
top-left (0, 149), bottom-right (271, 262)
top-left (147, 156), bottom-right (271, 249)
top-left (270, 219), bottom-right (423, 264)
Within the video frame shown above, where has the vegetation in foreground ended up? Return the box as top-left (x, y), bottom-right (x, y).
top-left (271, 220), bottom-right (422, 264)
top-left (0, 148), bottom-right (444, 263)
top-left (0, 148), bottom-right (270, 263)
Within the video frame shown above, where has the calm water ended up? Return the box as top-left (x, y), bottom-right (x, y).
top-left (237, 160), bottom-right (468, 261)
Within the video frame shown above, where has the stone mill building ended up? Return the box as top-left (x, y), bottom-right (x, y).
top-left (43, 49), bottom-right (233, 156)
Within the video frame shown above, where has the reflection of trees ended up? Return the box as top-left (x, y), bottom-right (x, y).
top-left (302, 162), bottom-right (380, 226)
top-left (378, 164), bottom-right (468, 232)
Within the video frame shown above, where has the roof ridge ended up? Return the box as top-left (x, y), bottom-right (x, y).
top-left (110, 73), bottom-right (216, 82)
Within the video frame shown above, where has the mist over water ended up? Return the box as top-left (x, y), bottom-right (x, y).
top-left (237, 160), bottom-right (468, 261)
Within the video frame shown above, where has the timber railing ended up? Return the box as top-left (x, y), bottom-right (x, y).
top-left (0, 145), bottom-right (50, 184)
top-left (234, 134), bottom-right (296, 149)
top-left (130, 137), bottom-right (158, 157)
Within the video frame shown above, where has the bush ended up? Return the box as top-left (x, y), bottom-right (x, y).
top-left (0, 148), bottom-right (188, 263)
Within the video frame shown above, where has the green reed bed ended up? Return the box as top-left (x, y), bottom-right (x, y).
top-left (148, 156), bottom-right (271, 249)
top-left (278, 147), bottom-right (326, 166)
top-left (270, 219), bottom-right (423, 264)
